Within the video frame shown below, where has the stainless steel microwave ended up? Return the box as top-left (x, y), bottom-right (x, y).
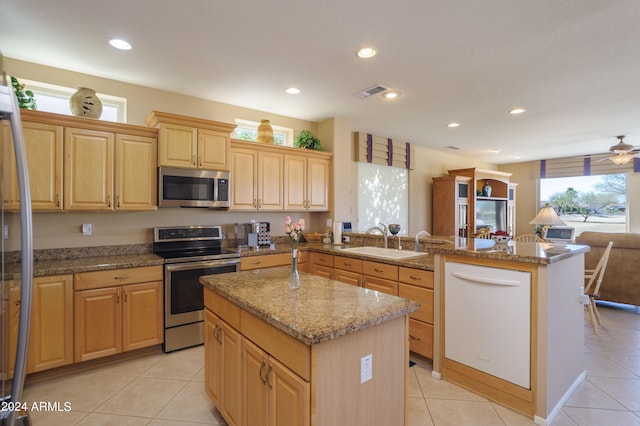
top-left (158, 167), bottom-right (230, 208)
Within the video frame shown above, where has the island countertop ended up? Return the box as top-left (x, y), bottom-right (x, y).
top-left (200, 266), bottom-right (419, 346)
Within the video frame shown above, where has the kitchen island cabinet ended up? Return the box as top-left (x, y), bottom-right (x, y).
top-left (201, 267), bottom-right (418, 426)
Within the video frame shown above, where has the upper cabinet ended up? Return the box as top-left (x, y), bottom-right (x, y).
top-left (3, 110), bottom-right (158, 212)
top-left (146, 111), bottom-right (236, 171)
top-left (230, 140), bottom-right (332, 212)
top-left (433, 168), bottom-right (516, 237)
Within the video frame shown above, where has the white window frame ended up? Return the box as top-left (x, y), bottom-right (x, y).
top-left (357, 162), bottom-right (409, 234)
top-left (232, 118), bottom-right (294, 146)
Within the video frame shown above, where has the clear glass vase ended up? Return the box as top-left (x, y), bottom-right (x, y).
top-left (288, 248), bottom-right (301, 289)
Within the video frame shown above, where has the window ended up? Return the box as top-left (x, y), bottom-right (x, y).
top-left (540, 174), bottom-right (627, 235)
top-left (357, 163), bottom-right (408, 234)
top-left (17, 79), bottom-right (126, 123)
top-left (232, 119), bottom-right (294, 146)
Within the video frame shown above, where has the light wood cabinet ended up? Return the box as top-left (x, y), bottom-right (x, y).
top-left (28, 275), bottom-right (74, 373)
top-left (433, 168), bottom-right (515, 237)
top-left (230, 147), bottom-right (283, 210)
top-left (241, 338), bottom-right (309, 426)
top-left (284, 154), bottom-right (330, 211)
top-left (205, 309), bottom-right (242, 426)
top-left (398, 267), bottom-right (434, 359)
top-left (309, 252), bottom-right (334, 279)
top-left (333, 256), bottom-right (399, 296)
top-left (146, 111), bottom-right (236, 170)
top-left (74, 266), bottom-right (163, 362)
top-left (240, 252), bottom-right (307, 271)
top-left (115, 134), bottom-right (158, 210)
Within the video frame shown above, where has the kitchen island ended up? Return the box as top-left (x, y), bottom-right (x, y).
top-left (200, 266), bottom-right (418, 426)
top-left (431, 238), bottom-right (590, 426)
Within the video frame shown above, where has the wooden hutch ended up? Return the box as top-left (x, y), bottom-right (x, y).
top-left (432, 168), bottom-right (517, 237)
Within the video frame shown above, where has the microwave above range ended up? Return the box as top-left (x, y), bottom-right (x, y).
top-left (158, 166), bottom-right (230, 208)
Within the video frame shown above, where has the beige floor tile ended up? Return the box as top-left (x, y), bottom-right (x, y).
top-left (550, 410), bottom-right (580, 426)
top-left (587, 376), bottom-right (640, 411)
top-left (27, 408), bottom-right (89, 426)
top-left (408, 367), bottom-right (424, 397)
top-left (564, 378), bottom-right (627, 410)
top-left (562, 407), bottom-right (640, 426)
top-left (584, 352), bottom-right (638, 378)
top-left (75, 412), bottom-right (151, 425)
top-left (155, 381), bottom-right (224, 424)
top-left (407, 397), bottom-right (434, 426)
top-left (142, 347), bottom-right (204, 381)
top-left (414, 367), bottom-right (486, 401)
top-left (490, 402), bottom-right (537, 425)
top-left (96, 377), bottom-right (187, 418)
top-left (612, 353), bottom-right (640, 377)
top-left (426, 399), bottom-right (504, 426)
top-left (191, 366), bottom-right (205, 382)
top-left (93, 352), bottom-right (166, 377)
top-left (23, 370), bottom-right (135, 412)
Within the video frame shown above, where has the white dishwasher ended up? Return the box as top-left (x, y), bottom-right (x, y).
top-left (444, 261), bottom-right (531, 389)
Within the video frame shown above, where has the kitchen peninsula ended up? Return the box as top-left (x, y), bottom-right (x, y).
top-left (200, 267), bottom-right (418, 426)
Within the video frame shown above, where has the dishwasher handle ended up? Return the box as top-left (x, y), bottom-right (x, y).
top-left (450, 271), bottom-right (521, 287)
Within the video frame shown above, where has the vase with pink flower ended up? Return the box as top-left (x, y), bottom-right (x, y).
top-left (285, 216), bottom-right (305, 289)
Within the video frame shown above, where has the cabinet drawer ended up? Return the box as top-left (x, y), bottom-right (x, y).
top-left (311, 252), bottom-right (334, 267)
top-left (399, 283), bottom-right (433, 323)
top-left (363, 276), bottom-right (397, 296)
top-left (311, 264), bottom-right (333, 280)
top-left (204, 287), bottom-right (241, 330)
top-left (240, 253), bottom-right (291, 270)
top-left (363, 261), bottom-right (398, 281)
top-left (74, 266), bottom-right (162, 291)
top-left (334, 256), bottom-right (363, 273)
top-left (333, 269), bottom-right (361, 287)
top-left (408, 318), bottom-right (433, 359)
top-left (399, 267), bottom-right (434, 289)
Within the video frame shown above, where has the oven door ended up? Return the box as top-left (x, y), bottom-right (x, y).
top-left (164, 258), bottom-right (239, 328)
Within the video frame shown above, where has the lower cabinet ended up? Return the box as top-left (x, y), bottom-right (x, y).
top-left (309, 252), bottom-right (334, 279)
top-left (240, 252), bottom-right (307, 272)
top-left (398, 267), bottom-right (434, 359)
top-left (205, 309), bottom-right (241, 426)
top-left (74, 266), bottom-right (163, 362)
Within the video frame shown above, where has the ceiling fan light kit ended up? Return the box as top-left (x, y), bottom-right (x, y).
top-left (607, 135), bottom-right (638, 165)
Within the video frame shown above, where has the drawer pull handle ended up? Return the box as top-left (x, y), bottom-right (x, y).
top-left (266, 364), bottom-right (273, 389)
top-left (343, 262), bottom-right (352, 266)
top-left (116, 290), bottom-right (120, 304)
top-left (409, 334), bottom-right (422, 340)
top-left (259, 360), bottom-right (267, 385)
top-left (56, 194), bottom-right (61, 207)
top-left (374, 268), bottom-right (384, 273)
top-left (251, 261), bottom-right (262, 265)
top-left (115, 276), bottom-right (130, 280)
top-left (409, 275), bottom-right (422, 281)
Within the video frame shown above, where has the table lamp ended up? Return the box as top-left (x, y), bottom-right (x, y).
top-left (529, 203), bottom-right (566, 236)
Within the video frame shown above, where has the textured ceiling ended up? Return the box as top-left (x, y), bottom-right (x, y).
top-left (1, 0), bottom-right (639, 164)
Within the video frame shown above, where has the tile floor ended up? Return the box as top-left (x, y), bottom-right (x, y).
top-left (21, 302), bottom-right (640, 425)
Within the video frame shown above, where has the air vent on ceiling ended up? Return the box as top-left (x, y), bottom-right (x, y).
top-left (354, 84), bottom-right (390, 99)
top-left (447, 145), bottom-right (462, 150)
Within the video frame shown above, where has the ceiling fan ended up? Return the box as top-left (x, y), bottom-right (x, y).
top-left (606, 135), bottom-right (638, 165)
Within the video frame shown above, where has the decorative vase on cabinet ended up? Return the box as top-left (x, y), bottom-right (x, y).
top-left (70, 87), bottom-right (103, 119)
top-left (482, 181), bottom-right (492, 197)
top-left (257, 119), bottom-right (274, 144)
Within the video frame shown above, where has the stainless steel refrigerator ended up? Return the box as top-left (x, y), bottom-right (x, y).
top-left (1, 69), bottom-right (34, 425)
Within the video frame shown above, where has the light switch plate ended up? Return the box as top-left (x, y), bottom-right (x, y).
top-left (82, 224), bottom-right (92, 236)
top-left (361, 354), bottom-right (372, 384)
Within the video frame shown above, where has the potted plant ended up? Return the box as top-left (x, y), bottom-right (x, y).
top-left (294, 130), bottom-right (321, 150)
top-left (10, 76), bottom-right (37, 110)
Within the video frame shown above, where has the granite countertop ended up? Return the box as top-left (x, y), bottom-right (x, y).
top-left (201, 266), bottom-right (419, 346)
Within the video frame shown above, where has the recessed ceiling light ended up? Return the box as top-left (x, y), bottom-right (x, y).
top-left (286, 87), bottom-right (300, 95)
top-left (509, 107), bottom-right (526, 115)
top-left (447, 122), bottom-right (460, 128)
top-left (490, 148), bottom-right (501, 153)
top-left (109, 38), bottom-right (132, 50)
top-left (357, 47), bottom-right (377, 59)
top-left (382, 91), bottom-right (400, 99)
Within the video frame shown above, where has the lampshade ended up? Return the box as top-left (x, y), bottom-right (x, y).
top-left (529, 203), bottom-right (566, 226)
top-left (609, 153), bottom-right (634, 165)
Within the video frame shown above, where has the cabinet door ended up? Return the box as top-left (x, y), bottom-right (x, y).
top-left (122, 281), bottom-right (163, 351)
top-left (241, 339), bottom-right (269, 426)
top-left (220, 319), bottom-right (242, 426)
top-left (310, 264), bottom-right (333, 280)
top-left (115, 134), bottom-right (157, 210)
top-left (306, 156), bottom-right (329, 211)
top-left (269, 356), bottom-right (310, 426)
top-left (74, 287), bottom-right (122, 362)
top-left (205, 309), bottom-right (222, 405)
top-left (362, 275), bottom-right (398, 296)
top-left (257, 151), bottom-right (283, 211)
top-left (158, 123), bottom-right (198, 168)
top-left (64, 127), bottom-right (114, 210)
top-left (283, 154), bottom-right (306, 210)
top-left (230, 148), bottom-right (258, 210)
top-left (333, 269), bottom-right (361, 286)
top-left (198, 129), bottom-right (229, 170)
top-left (28, 275), bottom-right (73, 373)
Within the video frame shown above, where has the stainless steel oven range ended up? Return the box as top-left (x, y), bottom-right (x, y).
top-left (153, 225), bottom-right (239, 352)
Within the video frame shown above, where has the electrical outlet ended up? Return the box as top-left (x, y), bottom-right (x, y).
top-left (3, 225), bottom-right (8, 239)
top-left (360, 354), bottom-right (372, 384)
top-left (82, 224), bottom-right (92, 236)
top-left (326, 218), bottom-right (333, 228)
top-left (343, 235), bottom-right (350, 243)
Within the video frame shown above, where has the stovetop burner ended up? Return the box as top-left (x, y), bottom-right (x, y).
top-left (153, 225), bottom-right (240, 263)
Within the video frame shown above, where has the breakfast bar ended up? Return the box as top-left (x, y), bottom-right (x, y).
top-left (200, 266), bottom-right (418, 426)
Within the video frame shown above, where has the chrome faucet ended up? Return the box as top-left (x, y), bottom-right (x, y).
top-left (365, 223), bottom-right (389, 248)
top-left (414, 230), bottom-right (431, 252)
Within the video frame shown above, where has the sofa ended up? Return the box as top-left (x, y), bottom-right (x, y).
top-left (575, 231), bottom-right (640, 306)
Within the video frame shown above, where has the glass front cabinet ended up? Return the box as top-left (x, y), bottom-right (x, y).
top-left (432, 168), bottom-right (516, 237)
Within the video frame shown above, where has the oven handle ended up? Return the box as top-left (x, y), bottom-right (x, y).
top-left (165, 258), bottom-right (240, 272)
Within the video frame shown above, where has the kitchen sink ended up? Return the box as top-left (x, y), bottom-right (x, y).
top-left (340, 246), bottom-right (428, 259)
